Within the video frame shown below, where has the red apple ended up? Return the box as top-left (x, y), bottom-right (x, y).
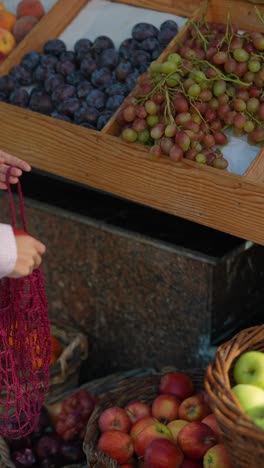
top-left (202, 414), bottom-right (222, 441)
top-left (178, 395), bottom-right (211, 422)
top-left (195, 390), bottom-right (211, 409)
top-left (130, 416), bottom-right (158, 441)
top-left (121, 465), bottom-right (134, 468)
top-left (144, 438), bottom-right (184, 468)
top-left (203, 443), bottom-right (232, 467)
top-left (98, 407), bottom-right (132, 433)
top-left (97, 430), bottom-right (134, 464)
top-left (125, 401), bottom-right (151, 424)
top-left (159, 372), bottom-right (194, 400)
top-left (167, 419), bottom-right (188, 442)
top-left (134, 421), bottom-right (173, 457)
top-left (151, 394), bottom-right (180, 422)
top-left (181, 460), bottom-right (203, 467)
top-left (177, 422), bottom-right (217, 460)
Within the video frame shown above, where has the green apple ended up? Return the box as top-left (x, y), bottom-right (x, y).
top-left (233, 351), bottom-right (264, 389)
top-left (246, 405), bottom-right (264, 430)
top-left (232, 384), bottom-right (264, 411)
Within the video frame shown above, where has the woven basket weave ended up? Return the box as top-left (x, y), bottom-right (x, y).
top-left (47, 323), bottom-right (88, 400)
top-left (205, 325), bottom-right (264, 468)
top-left (1, 368), bottom-right (157, 468)
top-left (83, 368), bottom-right (205, 467)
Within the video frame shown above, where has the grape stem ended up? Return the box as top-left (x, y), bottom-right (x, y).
top-left (192, 59), bottom-right (251, 87)
top-left (189, 20), bottom-right (209, 52)
top-left (254, 6), bottom-right (264, 25)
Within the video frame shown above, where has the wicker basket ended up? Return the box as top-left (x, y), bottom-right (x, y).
top-left (1, 368), bottom-right (157, 468)
top-left (83, 368), bottom-right (205, 467)
top-left (205, 325), bottom-right (264, 468)
top-left (47, 323), bottom-right (88, 400)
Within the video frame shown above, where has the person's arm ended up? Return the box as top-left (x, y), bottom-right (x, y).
top-left (0, 224), bottom-right (17, 279)
top-left (0, 151), bottom-right (46, 278)
top-left (0, 150), bottom-right (31, 189)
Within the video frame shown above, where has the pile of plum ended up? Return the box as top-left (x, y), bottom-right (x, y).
top-left (0, 20), bottom-right (179, 131)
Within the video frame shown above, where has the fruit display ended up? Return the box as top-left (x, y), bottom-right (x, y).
top-left (93, 371), bottom-right (232, 467)
top-left (0, 18), bottom-right (180, 131)
top-left (0, 0), bottom-right (45, 63)
top-left (232, 350), bottom-right (264, 430)
top-left (116, 9), bottom-right (264, 169)
top-left (50, 335), bottom-right (64, 366)
top-left (6, 388), bottom-right (96, 467)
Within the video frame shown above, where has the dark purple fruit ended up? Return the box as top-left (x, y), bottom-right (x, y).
top-left (59, 50), bottom-right (76, 62)
top-left (56, 59), bottom-right (76, 76)
top-left (0, 75), bottom-right (17, 96)
top-left (74, 105), bottom-right (99, 125)
top-left (158, 28), bottom-right (177, 45)
top-left (160, 19), bottom-right (179, 32)
top-left (85, 89), bottom-right (105, 109)
top-left (9, 88), bottom-right (29, 107)
top-left (57, 97), bottom-right (81, 116)
top-left (41, 54), bottom-right (58, 68)
top-left (74, 38), bottom-right (93, 54)
top-left (80, 57), bottom-right (97, 78)
top-left (118, 38), bottom-right (139, 60)
top-left (9, 65), bottom-right (33, 86)
top-left (92, 35), bottom-right (114, 55)
top-left (79, 122), bottom-right (96, 129)
top-left (125, 71), bottom-right (139, 90)
top-left (0, 92), bottom-right (7, 101)
top-left (131, 50), bottom-right (151, 67)
top-left (141, 37), bottom-right (160, 52)
top-left (60, 439), bottom-right (85, 462)
top-left (44, 39), bottom-right (66, 56)
top-left (132, 23), bottom-right (159, 41)
top-left (35, 434), bottom-right (61, 459)
top-left (66, 70), bottom-right (83, 86)
top-left (96, 110), bottom-right (113, 130)
top-left (90, 67), bottom-right (113, 89)
top-left (51, 84), bottom-right (75, 103)
top-left (105, 94), bottom-right (124, 111)
top-left (29, 91), bottom-right (53, 115)
top-left (12, 448), bottom-right (36, 467)
top-left (21, 51), bottom-right (41, 70)
top-left (106, 82), bottom-right (128, 96)
top-left (33, 64), bottom-right (54, 82)
top-left (76, 80), bottom-right (94, 98)
top-left (51, 111), bottom-right (72, 122)
top-left (44, 73), bottom-right (65, 93)
top-left (152, 48), bottom-right (163, 60)
top-left (115, 61), bottom-right (133, 81)
top-left (98, 48), bottom-right (119, 69)
top-left (39, 455), bottom-right (63, 468)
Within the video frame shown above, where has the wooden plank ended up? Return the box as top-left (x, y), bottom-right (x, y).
top-left (1, 103), bottom-right (264, 245)
top-left (111, 0), bottom-right (200, 17)
top-left (0, 0), bottom-right (89, 76)
top-left (244, 149), bottom-right (264, 183)
top-left (206, 0), bottom-right (264, 33)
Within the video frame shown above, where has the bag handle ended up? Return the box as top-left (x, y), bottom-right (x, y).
top-left (6, 166), bottom-right (28, 233)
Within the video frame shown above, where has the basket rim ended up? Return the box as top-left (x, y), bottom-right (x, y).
top-left (205, 325), bottom-right (264, 441)
top-left (83, 368), bottom-right (206, 467)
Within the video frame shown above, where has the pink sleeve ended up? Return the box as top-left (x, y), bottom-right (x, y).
top-left (0, 224), bottom-right (17, 279)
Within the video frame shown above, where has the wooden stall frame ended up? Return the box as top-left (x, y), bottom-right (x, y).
top-left (0, 0), bottom-right (264, 245)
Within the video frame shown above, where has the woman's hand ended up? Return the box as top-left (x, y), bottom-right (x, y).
top-left (9, 235), bottom-right (46, 278)
top-left (0, 151), bottom-right (31, 189)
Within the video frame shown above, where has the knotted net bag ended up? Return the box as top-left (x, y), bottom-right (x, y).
top-left (0, 169), bottom-right (51, 439)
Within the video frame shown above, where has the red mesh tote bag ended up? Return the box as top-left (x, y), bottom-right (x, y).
top-left (0, 168), bottom-right (51, 439)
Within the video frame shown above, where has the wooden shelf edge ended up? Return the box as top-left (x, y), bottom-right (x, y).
top-left (110, 0), bottom-right (200, 17)
top-left (0, 0), bottom-right (89, 76)
top-left (243, 148), bottom-right (264, 184)
top-left (1, 103), bottom-right (264, 245)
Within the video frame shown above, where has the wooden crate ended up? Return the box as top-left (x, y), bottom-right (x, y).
top-left (0, 0), bottom-right (264, 244)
